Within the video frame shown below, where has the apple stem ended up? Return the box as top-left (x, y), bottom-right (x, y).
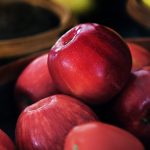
top-left (73, 144), bottom-right (78, 150)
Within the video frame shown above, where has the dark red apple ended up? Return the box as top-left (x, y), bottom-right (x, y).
top-left (15, 53), bottom-right (58, 111)
top-left (48, 23), bottom-right (132, 105)
top-left (64, 122), bottom-right (144, 150)
top-left (127, 42), bottom-right (150, 71)
top-left (0, 129), bottom-right (15, 150)
top-left (15, 94), bottom-right (97, 150)
top-left (112, 67), bottom-right (150, 145)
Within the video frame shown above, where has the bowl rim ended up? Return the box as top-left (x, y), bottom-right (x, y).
top-left (126, 0), bottom-right (150, 29)
top-left (0, 0), bottom-right (77, 58)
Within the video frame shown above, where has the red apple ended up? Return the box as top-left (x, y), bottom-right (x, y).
top-left (15, 94), bottom-right (97, 150)
top-left (127, 42), bottom-right (150, 71)
top-left (15, 53), bottom-right (58, 111)
top-left (0, 129), bottom-right (15, 150)
top-left (143, 66), bottom-right (150, 71)
top-left (48, 23), bottom-right (132, 105)
top-left (64, 122), bottom-right (144, 150)
top-left (112, 67), bottom-right (150, 145)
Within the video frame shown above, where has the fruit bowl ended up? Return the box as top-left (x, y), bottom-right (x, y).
top-left (0, 36), bottom-right (149, 148)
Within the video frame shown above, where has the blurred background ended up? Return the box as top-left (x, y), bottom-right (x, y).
top-left (0, 0), bottom-right (149, 39)
top-left (55, 0), bottom-right (150, 37)
top-left (0, 0), bottom-right (149, 64)
top-left (0, 0), bottom-right (149, 143)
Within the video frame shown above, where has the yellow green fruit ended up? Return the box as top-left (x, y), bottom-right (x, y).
top-left (142, 0), bottom-right (150, 8)
top-left (53, 0), bottom-right (95, 14)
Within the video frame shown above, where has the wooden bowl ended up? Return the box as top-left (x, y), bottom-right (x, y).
top-left (0, 0), bottom-right (76, 59)
top-left (126, 37), bottom-right (150, 50)
top-left (126, 0), bottom-right (150, 29)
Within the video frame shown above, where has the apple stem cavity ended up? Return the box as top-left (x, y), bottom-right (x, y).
top-left (25, 97), bottom-right (54, 112)
top-left (63, 31), bottom-right (76, 45)
top-left (55, 26), bottom-right (82, 52)
top-left (62, 27), bottom-right (81, 46)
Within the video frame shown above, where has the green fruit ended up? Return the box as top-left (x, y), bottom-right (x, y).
top-left (142, 0), bottom-right (150, 8)
top-left (53, 0), bottom-right (95, 14)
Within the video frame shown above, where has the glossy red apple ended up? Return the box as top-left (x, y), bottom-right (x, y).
top-left (112, 67), bottom-right (150, 145)
top-left (0, 129), bottom-right (15, 150)
top-left (64, 122), bottom-right (144, 150)
top-left (127, 42), bottom-right (150, 71)
top-left (15, 53), bottom-right (58, 111)
top-left (48, 23), bottom-right (132, 105)
top-left (15, 94), bottom-right (97, 150)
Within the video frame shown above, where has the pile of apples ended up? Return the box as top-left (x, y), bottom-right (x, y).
top-left (1, 23), bottom-right (150, 150)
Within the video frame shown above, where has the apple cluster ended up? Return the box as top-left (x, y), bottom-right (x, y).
top-left (2, 23), bottom-right (149, 150)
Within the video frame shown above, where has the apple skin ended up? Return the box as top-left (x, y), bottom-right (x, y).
top-left (48, 23), bottom-right (132, 105)
top-left (112, 67), bottom-right (150, 145)
top-left (64, 122), bottom-right (144, 150)
top-left (0, 129), bottom-right (15, 150)
top-left (15, 94), bottom-right (97, 150)
top-left (15, 53), bottom-right (59, 111)
top-left (143, 66), bottom-right (150, 71)
top-left (127, 42), bottom-right (150, 71)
